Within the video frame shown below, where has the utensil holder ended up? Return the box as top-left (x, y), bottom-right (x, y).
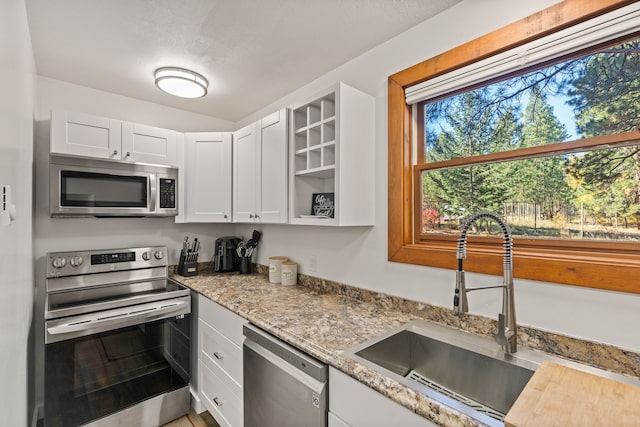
top-left (239, 256), bottom-right (252, 274)
top-left (178, 249), bottom-right (198, 276)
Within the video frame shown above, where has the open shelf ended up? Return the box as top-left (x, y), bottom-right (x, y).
top-left (322, 121), bottom-right (335, 144)
top-left (309, 125), bottom-right (321, 148)
top-left (323, 143), bottom-right (336, 167)
top-left (289, 82), bottom-right (374, 226)
top-left (295, 165), bottom-right (335, 179)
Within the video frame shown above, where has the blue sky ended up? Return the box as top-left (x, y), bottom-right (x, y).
top-left (548, 94), bottom-right (578, 140)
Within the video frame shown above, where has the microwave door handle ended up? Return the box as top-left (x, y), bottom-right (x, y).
top-left (149, 174), bottom-right (157, 212)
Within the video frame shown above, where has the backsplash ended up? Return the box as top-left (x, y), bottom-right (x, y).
top-left (253, 264), bottom-right (640, 379)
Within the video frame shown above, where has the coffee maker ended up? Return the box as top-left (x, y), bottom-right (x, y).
top-left (213, 236), bottom-right (241, 272)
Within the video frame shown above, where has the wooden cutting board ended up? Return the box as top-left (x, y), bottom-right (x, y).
top-left (504, 361), bottom-right (640, 427)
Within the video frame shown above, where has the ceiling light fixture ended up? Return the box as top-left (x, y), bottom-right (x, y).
top-left (154, 67), bottom-right (208, 98)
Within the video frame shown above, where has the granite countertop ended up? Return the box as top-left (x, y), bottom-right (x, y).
top-left (171, 268), bottom-right (640, 427)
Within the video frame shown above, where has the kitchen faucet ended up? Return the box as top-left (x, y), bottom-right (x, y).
top-left (454, 212), bottom-right (517, 353)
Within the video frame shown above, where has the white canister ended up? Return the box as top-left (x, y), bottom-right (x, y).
top-left (280, 261), bottom-right (298, 286)
top-left (268, 256), bottom-right (288, 283)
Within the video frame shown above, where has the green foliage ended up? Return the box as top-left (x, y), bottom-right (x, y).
top-left (422, 37), bottom-right (640, 237)
top-left (566, 40), bottom-right (640, 230)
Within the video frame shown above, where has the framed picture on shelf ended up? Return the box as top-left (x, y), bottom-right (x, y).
top-left (311, 193), bottom-right (335, 218)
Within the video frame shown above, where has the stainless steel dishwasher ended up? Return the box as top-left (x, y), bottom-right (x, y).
top-left (243, 323), bottom-right (328, 427)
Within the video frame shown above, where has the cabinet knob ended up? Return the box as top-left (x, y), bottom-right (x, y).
top-left (213, 397), bottom-right (223, 407)
top-left (249, 214), bottom-right (254, 219)
top-left (255, 214), bottom-right (260, 219)
top-left (224, 214), bottom-right (228, 219)
top-left (125, 151), bottom-right (131, 158)
top-left (213, 352), bottom-right (223, 360)
top-left (112, 150), bottom-right (118, 156)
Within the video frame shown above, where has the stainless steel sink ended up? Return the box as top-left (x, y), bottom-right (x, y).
top-left (354, 328), bottom-right (532, 419)
top-left (345, 320), bottom-right (638, 426)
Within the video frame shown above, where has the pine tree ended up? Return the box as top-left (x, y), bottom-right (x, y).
top-left (566, 40), bottom-right (640, 229)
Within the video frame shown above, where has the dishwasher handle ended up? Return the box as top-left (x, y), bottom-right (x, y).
top-left (243, 323), bottom-right (327, 383)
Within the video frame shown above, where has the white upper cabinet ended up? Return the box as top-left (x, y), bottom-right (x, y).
top-left (179, 132), bottom-right (232, 223)
top-left (258, 109), bottom-right (289, 223)
top-left (50, 110), bottom-right (122, 160)
top-left (233, 123), bottom-right (257, 223)
top-left (51, 110), bottom-right (177, 167)
top-left (233, 108), bottom-right (288, 223)
top-left (122, 122), bottom-right (177, 166)
top-left (290, 82), bottom-right (375, 226)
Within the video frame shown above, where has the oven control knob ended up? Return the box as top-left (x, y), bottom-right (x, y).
top-left (154, 251), bottom-right (164, 260)
top-left (52, 257), bottom-right (67, 269)
top-left (70, 256), bottom-right (83, 267)
top-left (142, 251), bottom-right (151, 261)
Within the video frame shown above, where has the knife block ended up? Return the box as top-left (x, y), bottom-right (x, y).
top-left (178, 250), bottom-right (198, 276)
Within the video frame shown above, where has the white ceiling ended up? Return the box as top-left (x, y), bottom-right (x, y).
top-left (25, 0), bottom-right (460, 122)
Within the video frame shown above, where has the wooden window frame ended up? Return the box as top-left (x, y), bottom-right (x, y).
top-left (388, 0), bottom-right (640, 294)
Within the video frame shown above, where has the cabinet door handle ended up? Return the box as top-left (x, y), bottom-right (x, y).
top-left (213, 351), bottom-right (223, 360)
top-left (213, 397), bottom-right (223, 407)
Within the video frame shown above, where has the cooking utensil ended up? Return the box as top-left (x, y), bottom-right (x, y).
top-left (247, 230), bottom-right (261, 250)
top-left (236, 241), bottom-right (247, 257)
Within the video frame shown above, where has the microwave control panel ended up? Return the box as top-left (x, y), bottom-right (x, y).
top-left (159, 178), bottom-right (176, 209)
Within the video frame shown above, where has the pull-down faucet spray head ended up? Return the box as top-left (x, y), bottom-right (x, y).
top-left (453, 212), bottom-right (517, 353)
top-left (454, 236), bottom-right (469, 314)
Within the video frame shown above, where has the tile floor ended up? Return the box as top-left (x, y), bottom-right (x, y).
top-left (161, 410), bottom-right (220, 427)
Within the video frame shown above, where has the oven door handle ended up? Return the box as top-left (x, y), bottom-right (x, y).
top-left (46, 298), bottom-right (189, 343)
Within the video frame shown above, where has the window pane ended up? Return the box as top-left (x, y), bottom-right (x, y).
top-left (420, 145), bottom-right (640, 241)
top-left (423, 38), bottom-right (640, 162)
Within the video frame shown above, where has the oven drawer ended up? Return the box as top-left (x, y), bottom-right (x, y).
top-left (200, 362), bottom-right (243, 427)
top-left (199, 318), bottom-right (243, 390)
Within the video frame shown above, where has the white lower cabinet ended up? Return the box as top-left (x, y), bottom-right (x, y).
top-left (197, 295), bottom-right (247, 427)
top-left (328, 412), bottom-right (351, 427)
top-left (200, 363), bottom-right (243, 427)
top-left (329, 367), bottom-right (437, 427)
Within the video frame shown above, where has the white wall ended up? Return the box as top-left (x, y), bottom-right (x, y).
top-left (236, 0), bottom-right (640, 353)
top-left (0, 0), bottom-right (36, 425)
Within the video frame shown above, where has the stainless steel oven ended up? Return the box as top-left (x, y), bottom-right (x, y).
top-left (44, 246), bottom-right (191, 427)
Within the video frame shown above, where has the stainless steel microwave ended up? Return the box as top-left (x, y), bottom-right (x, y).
top-left (50, 154), bottom-right (178, 217)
